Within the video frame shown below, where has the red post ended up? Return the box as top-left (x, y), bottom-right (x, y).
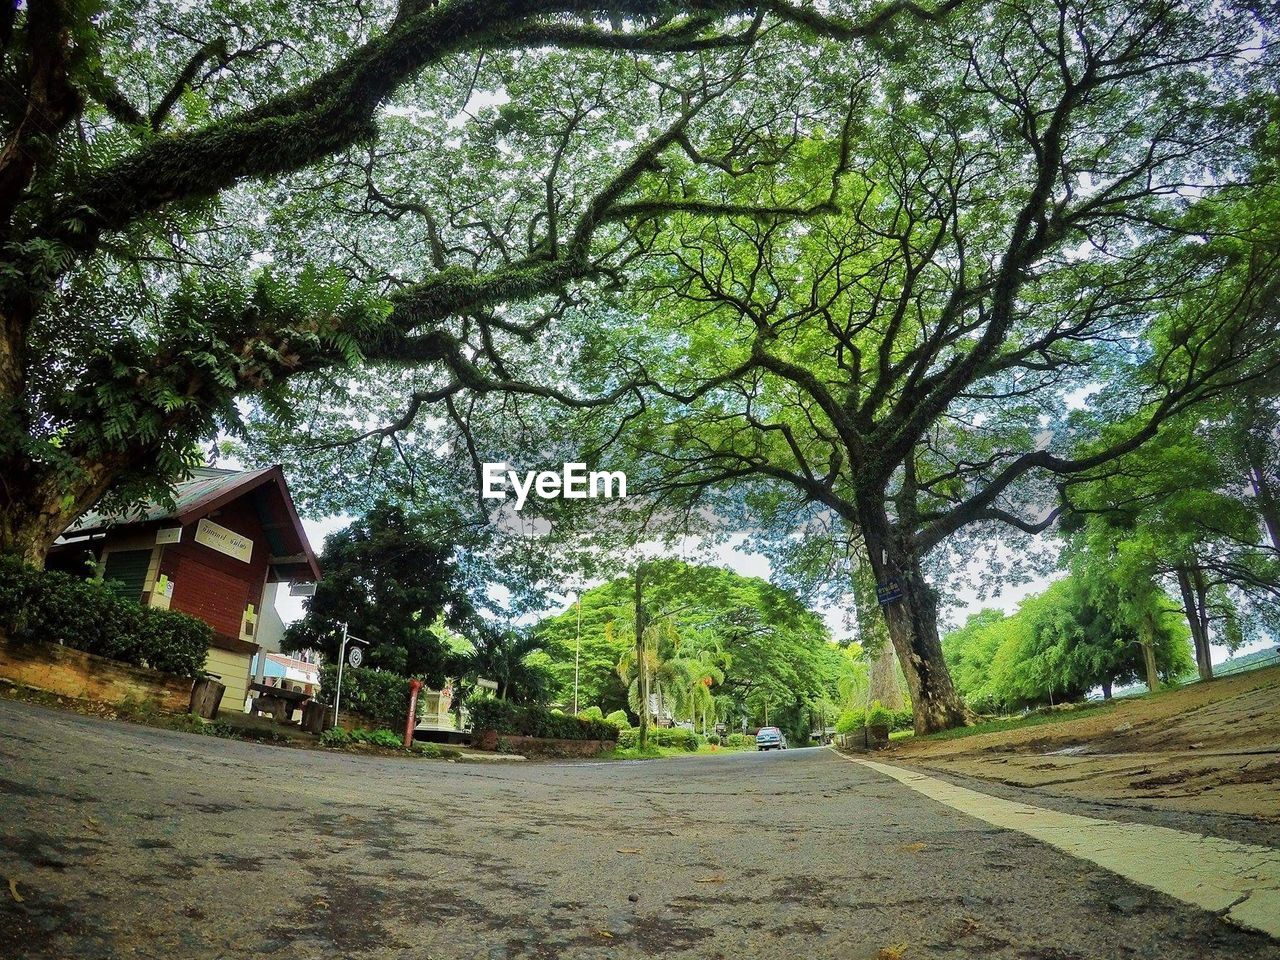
top-left (404, 679), bottom-right (423, 749)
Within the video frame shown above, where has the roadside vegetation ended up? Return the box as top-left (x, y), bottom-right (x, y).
top-left (0, 1), bottom-right (1275, 754)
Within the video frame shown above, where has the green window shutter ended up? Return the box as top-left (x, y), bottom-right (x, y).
top-left (102, 549), bottom-right (152, 604)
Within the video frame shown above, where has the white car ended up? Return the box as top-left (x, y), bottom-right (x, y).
top-left (756, 726), bottom-right (788, 751)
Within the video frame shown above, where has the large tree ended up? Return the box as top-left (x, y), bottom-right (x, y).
top-left (1061, 393), bottom-right (1280, 681)
top-left (534, 560), bottom-right (833, 727)
top-left (610, 0), bottom-right (1279, 731)
top-left (0, 0), bottom-right (971, 563)
top-left (284, 501), bottom-right (475, 683)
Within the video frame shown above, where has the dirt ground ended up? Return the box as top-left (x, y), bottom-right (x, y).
top-left (889, 666), bottom-right (1280, 820)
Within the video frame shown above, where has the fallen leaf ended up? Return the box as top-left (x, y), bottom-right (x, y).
top-left (616, 848), bottom-right (643, 854)
top-left (598, 931), bottom-right (614, 939)
top-left (955, 916), bottom-right (980, 936)
top-left (694, 876), bottom-right (724, 883)
top-left (84, 817), bottom-right (103, 834)
top-left (7, 878), bottom-right (23, 903)
top-left (877, 943), bottom-right (907, 960)
top-left (899, 841), bottom-right (928, 853)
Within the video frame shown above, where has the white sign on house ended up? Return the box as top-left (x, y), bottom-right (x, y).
top-left (155, 526), bottom-right (182, 545)
top-left (194, 518), bottom-right (253, 563)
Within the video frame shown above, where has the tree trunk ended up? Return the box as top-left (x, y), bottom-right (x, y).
top-left (853, 555), bottom-right (905, 711)
top-left (1102, 679), bottom-right (1113, 700)
top-left (858, 498), bottom-right (968, 734)
top-left (1141, 637), bottom-right (1160, 693)
top-left (635, 564), bottom-right (651, 750)
top-left (865, 639), bottom-right (904, 712)
top-left (1175, 565), bottom-right (1213, 682)
top-left (0, 466), bottom-right (119, 566)
top-left (1245, 427), bottom-right (1280, 551)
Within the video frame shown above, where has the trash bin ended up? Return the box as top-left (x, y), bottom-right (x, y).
top-left (189, 676), bottom-right (226, 719)
top-left (301, 700), bottom-right (332, 734)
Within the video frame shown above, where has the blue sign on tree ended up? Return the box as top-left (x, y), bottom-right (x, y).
top-left (876, 578), bottom-right (903, 606)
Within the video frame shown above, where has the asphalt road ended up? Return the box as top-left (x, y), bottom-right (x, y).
top-left (1, 698), bottom-right (1277, 960)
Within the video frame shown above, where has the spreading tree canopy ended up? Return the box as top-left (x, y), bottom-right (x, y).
top-left (0, 0), bottom-right (967, 563)
top-left (602, 0), bottom-right (1279, 730)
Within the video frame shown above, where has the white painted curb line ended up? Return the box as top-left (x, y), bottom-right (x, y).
top-left (831, 750), bottom-right (1280, 938)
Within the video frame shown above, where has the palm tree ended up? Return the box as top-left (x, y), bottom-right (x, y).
top-left (672, 648), bottom-right (726, 734)
top-left (459, 627), bottom-right (551, 703)
top-left (617, 619), bottom-right (696, 727)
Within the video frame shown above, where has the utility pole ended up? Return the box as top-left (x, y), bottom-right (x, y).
top-left (572, 593), bottom-right (582, 714)
top-left (333, 622), bottom-right (349, 729)
top-left (636, 563), bottom-right (651, 750)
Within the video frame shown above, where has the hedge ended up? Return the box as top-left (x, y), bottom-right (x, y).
top-left (0, 555), bottom-right (211, 677)
top-left (318, 664), bottom-right (421, 730)
top-left (616, 727), bottom-right (700, 751)
top-left (469, 695), bottom-right (618, 741)
top-left (320, 727), bottom-right (403, 749)
top-left (837, 705), bottom-right (914, 733)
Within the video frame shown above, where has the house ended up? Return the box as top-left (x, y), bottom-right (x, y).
top-left (249, 650), bottom-right (322, 699)
top-left (51, 466), bottom-right (321, 711)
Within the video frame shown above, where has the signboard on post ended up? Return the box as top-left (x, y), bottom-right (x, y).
top-left (347, 646), bottom-right (363, 668)
top-left (476, 678), bottom-right (499, 692)
top-left (875, 577), bottom-right (903, 606)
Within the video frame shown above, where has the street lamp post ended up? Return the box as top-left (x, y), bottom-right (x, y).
top-left (332, 622), bottom-right (368, 730)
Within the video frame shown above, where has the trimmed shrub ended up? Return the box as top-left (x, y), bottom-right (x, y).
top-left (576, 705), bottom-right (605, 722)
top-left (616, 727), bottom-right (699, 751)
top-left (0, 555), bottom-right (210, 677)
top-left (468, 695), bottom-right (618, 741)
top-left (866, 700), bottom-right (893, 729)
top-left (890, 708), bottom-right (914, 732)
top-left (604, 709), bottom-right (630, 729)
top-left (725, 733), bottom-right (752, 748)
top-left (319, 664), bottom-right (420, 729)
top-left (835, 708), bottom-right (864, 734)
top-left (321, 727), bottom-right (404, 749)
top-left (652, 727), bottom-right (699, 751)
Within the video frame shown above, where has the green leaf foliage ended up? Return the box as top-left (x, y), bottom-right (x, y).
top-left (0, 555), bottom-right (210, 677)
top-left (286, 501), bottom-right (477, 684)
top-left (468, 695), bottom-right (618, 742)
top-left (943, 569), bottom-right (1193, 712)
top-left (318, 663), bottom-right (420, 730)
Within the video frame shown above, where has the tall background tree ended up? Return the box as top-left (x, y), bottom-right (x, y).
top-left (285, 501), bottom-right (477, 684)
top-left (534, 560), bottom-right (835, 742)
top-left (943, 567), bottom-right (1192, 712)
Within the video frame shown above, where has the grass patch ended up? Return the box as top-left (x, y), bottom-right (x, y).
top-left (911, 700), bottom-right (1122, 744)
top-left (117, 697), bottom-right (246, 740)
